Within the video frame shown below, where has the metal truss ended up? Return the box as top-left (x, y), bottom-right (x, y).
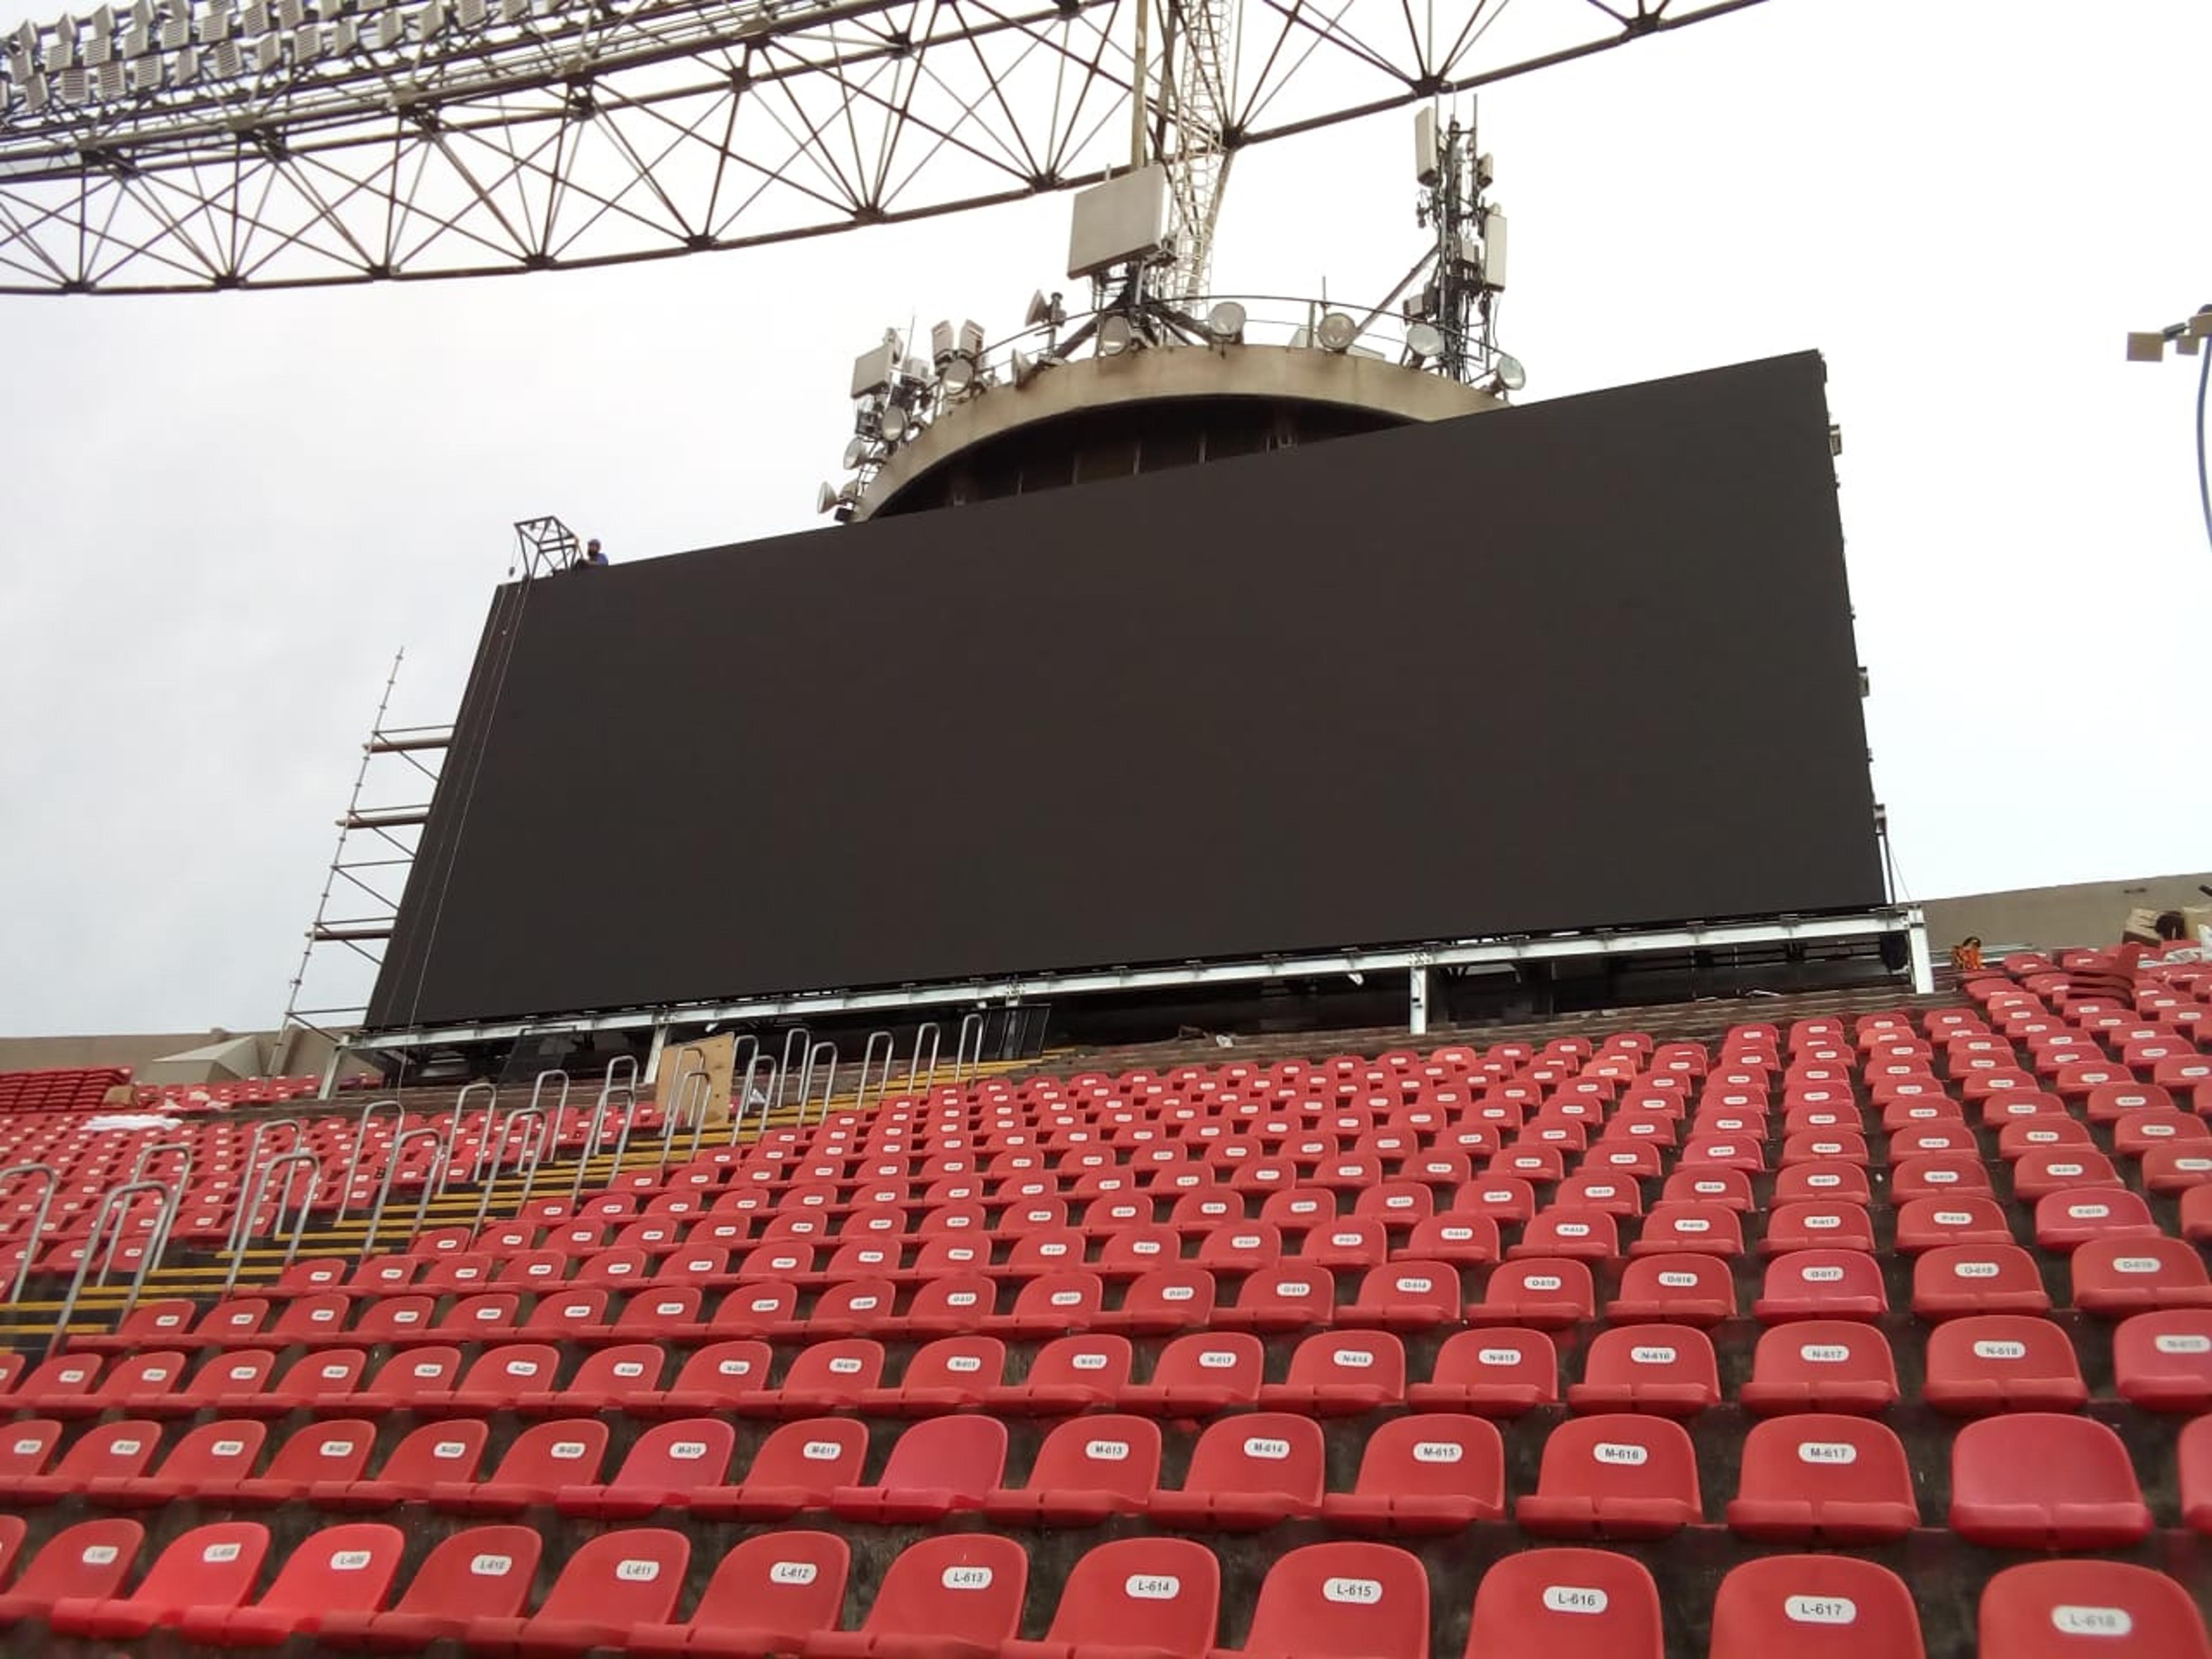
top-left (0, 0), bottom-right (1769, 294)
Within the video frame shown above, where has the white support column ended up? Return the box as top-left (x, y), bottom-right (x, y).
top-left (643, 1024), bottom-right (671, 1093)
top-left (1905, 912), bottom-right (1934, 996)
top-left (1408, 964), bottom-right (1431, 1036)
top-left (316, 1043), bottom-right (346, 1103)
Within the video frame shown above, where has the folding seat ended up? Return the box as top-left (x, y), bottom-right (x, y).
top-left (999, 1536), bottom-right (1218, 1659)
top-left (1141, 1411), bottom-right (1323, 1531)
top-left (310, 1419), bottom-right (490, 1510)
top-left (1117, 1332), bottom-right (1264, 1416)
top-left (1460, 1547), bottom-right (1663, 1659)
top-left (1196, 1223), bottom-right (1282, 1275)
top-left (689, 1417), bottom-right (870, 1520)
top-left (1889, 1154), bottom-right (1993, 1205)
top-left (1709, 1555), bottom-right (1925, 1659)
top-left (456, 1527), bottom-right (690, 1655)
top-left (436, 1342), bottom-right (562, 1414)
top-left (1211, 1541), bottom-right (1427, 1659)
top-left (1894, 1196), bottom-right (2012, 1252)
top-left (1258, 1186), bottom-right (1337, 1233)
top-left (1510, 1208), bottom-right (1619, 1262)
top-left (1081, 1195), bottom-right (1154, 1234)
top-left (1355, 1180), bottom-right (1436, 1229)
top-left (442, 1291), bottom-right (528, 1344)
top-left (1770, 1162), bottom-right (1873, 1206)
top-left (1631, 1203), bottom-right (1743, 1257)
top-left (1099, 1265), bottom-right (1217, 1334)
top-left (1722, 1414), bottom-right (1918, 1542)
top-left (2113, 1112), bottom-right (2211, 1158)
top-left (272, 1258), bottom-right (350, 1298)
top-left (869, 1338), bottom-right (1010, 1416)
top-left (1452, 1176), bottom-right (1537, 1225)
top-left (1658, 1166), bottom-right (1752, 1210)
top-left (1486, 1146), bottom-right (1566, 1184)
top-left (1605, 1253), bottom-right (1734, 1326)
top-left (2012, 1147), bottom-right (2123, 1202)
top-left (0, 1517), bottom-right (142, 1627)
top-left (45, 1519), bottom-right (271, 1640)
top-left (2034, 1188), bottom-right (2157, 1252)
top-left (0, 1419), bottom-right (63, 1496)
top-left (1203, 1266), bottom-right (1321, 1334)
top-left (626, 1530), bottom-right (854, 1659)
top-left (428, 1419), bottom-right (610, 1514)
top-left (351, 1296), bottom-right (440, 1344)
top-left (221, 1418), bottom-right (380, 1506)
top-left (971, 1335), bottom-right (1127, 1418)
top-left (1949, 1413), bottom-right (2151, 1548)
top-left (494, 1249), bottom-right (571, 1289)
top-left (332, 1344), bottom-right (459, 1415)
top-left (1563, 1323), bottom-right (1718, 1416)
top-left (1737, 1321), bottom-right (1899, 1414)
top-left (710, 1279), bottom-right (801, 1337)
top-left (1979, 1560), bottom-right (2211, 1659)
top-left (554, 1418), bottom-right (738, 1518)
top-left (2114, 1309), bottom-right (2212, 1410)
top-left (738, 1339), bottom-right (885, 1417)
top-left (2072, 1235), bottom-right (2212, 1315)
top-left (1253, 1331), bottom-right (1405, 1415)
top-left (1316, 1413), bottom-right (1505, 1536)
top-left (893, 1272), bottom-right (1002, 1338)
top-left (2156, 1149), bottom-right (2212, 1198)
top-left (24, 1351), bottom-right (180, 1418)
top-left (2087, 1081), bottom-right (2180, 1122)
top-left (1889, 1122), bottom-right (1978, 1160)
top-left (1293, 1218), bottom-right (1390, 1272)
top-left (1679, 1133), bottom-right (1765, 1175)
top-left (1911, 1245), bottom-right (2051, 1320)
top-left (1098, 1225), bottom-right (1185, 1277)
top-left (347, 1256), bottom-right (417, 1294)
top-left (985, 1271), bottom-right (1105, 1340)
top-left (173, 1521), bottom-right (408, 1647)
top-left (1465, 1258), bottom-right (1593, 1328)
top-left (1515, 1413), bottom-right (1700, 1538)
top-left (1166, 1191), bottom-right (1240, 1234)
top-left (1392, 1212), bottom-right (1498, 1269)
top-left (980, 1414), bottom-right (1162, 1527)
top-left (806, 1533), bottom-right (1028, 1659)
top-left (1340, 1260), bottom-right (1462, 1330)
top-left (626, 1340), bottom-right (772, 1418)
top-left (68, 1297), bottom-right (200, 1353)
top-left (805, 1279), bottom-right (901, 1338)
top-left (0, 1418), bottom-right (161, 1504)
top-left (1760, 1202), bottom-right (1874, 1256)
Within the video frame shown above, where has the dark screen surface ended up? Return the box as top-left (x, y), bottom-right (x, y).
top-left (366, 350), bottom-right (1882, 1029)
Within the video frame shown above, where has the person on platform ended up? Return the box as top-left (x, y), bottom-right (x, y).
top-left (1950, 935), bottom-right (1984, 975)
top-left (582, 537), bottom-right (609, 567)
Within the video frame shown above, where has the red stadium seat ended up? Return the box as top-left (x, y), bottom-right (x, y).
top-left (1460, 1547), bottom-right (1662, 1659)
top-left (1512, 1209), bottom-right (1620, 1262)
top-left (1760, 1202), bottom-right (1874, 1256)
top-left (808, 1533), bottom-right (1029, 1659)
top-left (1979, 1560), bottom-right (2211, 1659)
top-left (314, 1419), bottom-right (489, 1510)
top-left (225, 1418), bottom-right (378, 1506)
top-left (2, 1417), bottom-right (161, 1503)
top-left (1255, 1331), bottom-right (1406, 1415)
top-left (429, 1419), bottom-right (609, 1515)
top-left (1923, 1315), bottom-right (2089, 1414)
top-left (1709, 1556), bottom-right (1925, 1659)
top-left (1147, 1412), bottom-right (1325, 1529)
top-left (1753, 1251), bottom-right (1888, 1322)
top-left (627, 1531), bottom-right (851, 1659)
top-left (2113, 1310), bottom-right (2212, 1411)
top-left (177, 1522), bottom-right (406, 1647)
top-left (1724, 1414), bottom-right (1918, 1542)
top-left (1117, 1333), bottom-right (1263, 1416)
top-left (1340, 1260), bottom-right (1462, 1330)
top-left (1516, 1413), bottom-right (1700, 1539)
top-left (830, 1415), bottom-right (1009, 1524)
top-left (1464, 1258), bottom-right (1593, 1328)
top-left (630, 1341), bottom-right (773, 1418)
top-left (743, 1340), bottom-right (885, 1416)
top-left (461, 1528), bottom-right (689, 1654)
top-left (1949, 1413), bottom-right (2151, 1548)
top-left (1894, 1198), bottom-right (2014, 1253)
top-left (1565, 1323), bottom-right (1718, 1416)
top-left (691, 1418), bottom-right (870, 1521)
top-left (1001, 1537), bottom-right (1218, 1659)
top-left (1737, 1320), bottom-right (1899, 1414)
top-left (318, 1525), bottom-right (541, 1652)
top-left (1318, 1414), bottom-right (1505, 1536)
top-left (982, 1335), bottom-right (1133, 1415)
top-left (1397, 1214), bottom-right (1501, 1267)
top-left (981, 1414), bottom-right (1162, 1527)
top-left (1605, 1253), bottom-right (1734, 1325)
top-left (0, 1517), bottom-right (143, 1627)
top-left (1215, 1542), bottom-right (1428, 1659)
top-left (2071, 1235), bottom-right (2212, 1316)
top-left (1205, 1267), bottom-right (1320, 1334)
top-left (1631, 1203), bottom-right (1743, 1257)
top-left (1911, 1245), bottom-right (2051, 1320)
top-left (1406, 1328), bottom-right (1556, 1415)
top-left (555, 1419), bottom-right (738, 1518)
top-left (859, 1338), bottom-right (1005, 1415)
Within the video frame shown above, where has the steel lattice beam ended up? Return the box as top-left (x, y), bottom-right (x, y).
top-left (0, 0), bottom-right (1769, 293)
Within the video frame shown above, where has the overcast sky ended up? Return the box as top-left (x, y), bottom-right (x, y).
top-left (1, 0), bottom-right (2206, 1037)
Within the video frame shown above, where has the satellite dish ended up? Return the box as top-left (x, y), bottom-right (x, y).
top-left (880, 404), bottom-right (908, 441)
top-left (1406, 320), bottom-right (1444, 359)
top-left (815, 481), bottom-right (838, 514)
top-left (1207, 300), bottom-right (1247, 342)
top-left (842, 437), bottom-right (867, 470)
top-left (1495, 353), bottom-right (1527, 391)
top-left (1098, 313), bottom-right (1137, 357)
top-left (1316, 310), bottom-right (1358, 352)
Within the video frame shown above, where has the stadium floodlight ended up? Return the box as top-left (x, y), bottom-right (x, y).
top-left (1024, 290), bottom-right (1052, 327)
top-left (1206, 300), bottom-right (1246, 343)
top-left (1315, 310), bottom-right (1358, 353)
top-left (1494, 352), bottom-right (1527, 392)
top-left (941, 356), bottom-right (976, 392)
top-left (1010, 349), bottom-right (1044, 387)
top-left (1406, 320), bottom-right (1443, 359)
top-left (2127, 332), bottom-right (2168, 363)
top-left (880, 403), bottom-right (908, 441)
top-left (842, 437), bottom-right (867, 470)
top-left (816, 481), bottom-right (838, 514)
top-left (1098, 312), bottom-right (1137, 356)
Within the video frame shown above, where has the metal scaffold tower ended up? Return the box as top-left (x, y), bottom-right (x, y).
top-left (278, 647), bottom-right (451, 1065)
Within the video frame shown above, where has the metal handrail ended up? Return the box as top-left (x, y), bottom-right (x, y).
top-left (528, 1069), bottom-right (572, 1140)
top-left (332, 1097), bottom-right (404, 1226)
top-left (222, 1118), bottom-right (306, 1260)
top-left (571, 1081), bottom-right (638, 1206)
top-left (129, 1138), bottom-right (194, 1188)
top-left (450, 1080), bottom-right (498, 1192)
top-left (47, 1180), bottom-right (182, 1358)
top-left (223, 1150), bottom-right (323, 1296)
top-left (906, 1022), bottom-right (941, 1094)
top-left (805, 1040), bottom-right (837, 1126)
top-left (954, 1012), bottom-right (987, 1082)
top-left (362, 1125), bottom-right (447, 1257)
top-left (0, 1163), bottom-right (58, 1305)
top-left (734, 1054), bottom-right (777, 1143)
top-left (471, 1107), bottom-right (550, 1236)
top-left (603, 1054), bottom-right (640, 1099)
top-left (855, 1030), bottom-right (895, 1113)
top-left (658, 1069), bottom-right (715, 1179)
top-left (777, 1027), bottom-right (810, 1109)
top-left (681, 1066), bottom-right (724, 1166)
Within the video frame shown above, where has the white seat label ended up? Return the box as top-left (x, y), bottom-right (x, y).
top-left (616, 1559), bottom-right (661, 1582)
top-left (802, 1441), bottom-right (844, 1460)
top-left (1332, 1348), bottom-right (1376, 1368)
top-left (1934, 1211), bottom-right (1972, 1226)
top-left (2051, 1606), bottom-right (2133, 1638)
top-left (551, 1442), bottom-right (587, 1459)
top-left (1321, 1578), bottom-right (1381, 1604)
top-left (1085, 1440), bottom-right (1130, 1461)
top-left (1801, 1344), bottom-right (1850, 1364)
top-left (1244, 1437), bottom-right (1292, 1460)
top-left (942, 1566), bottom-right (994, 1589)
top-left (1125, 1574), bottom-right (1181, 1600)
top-left (1412, 1441), bottom-right (1464, 1463)
top-left (1542, 1586), bottom-right (1608, 1615)
top-left (204, 1542), bottom-right (243, 1563)
top-left (1478, 1348), bottom-right (1524, 1366)
top-left (2154, 1334), bottom-right (2212, 1354)
top-left (331, 1550), bottom-right (374, 1571)
top-left (1657, 1272), bottom-right (1699, 1287)
top-left (1525, 1275), bottom-right (1563, 1291)
top-left (434, 1441), bottom-right (468, 1458)
top-left (1161, 1286), bottom-right (1196, 1303)
top-left (1593, 1442), bottom-right (1648, 1465)
top-left (828, 1357), bottom-right (864, 1374)
top-left (1797, 1441), bottom-right (1858, 1464)
top-left (1198, 1350), bottom-right (1238, 1369)
top-left (1071, 1353), bottom-right (1111, 1372)
top-left (84, 1546), bottom-right (120, 1566)
top-left (1785, 1596), bottom-right (1857, 1625)
top-left (2116, 1257), bottom-right (2162, 1274)
top-left (1955, 1261), bottom-right (2000, 1279)
top-left (470, 1555), bottom-right (514, 1575)
top-left (1629, 1346), bottom-right (1677, 1365)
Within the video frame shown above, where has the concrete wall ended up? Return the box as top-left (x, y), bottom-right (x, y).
top-left (1922, 872), bottom-right (2212, 954)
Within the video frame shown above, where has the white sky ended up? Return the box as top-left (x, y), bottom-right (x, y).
top-left (1, 0), bottom-right (2206, 1036)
